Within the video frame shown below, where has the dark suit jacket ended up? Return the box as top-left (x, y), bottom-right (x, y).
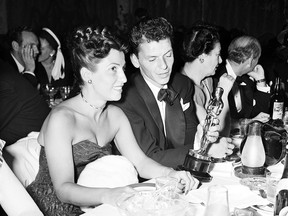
top-left (115, 72), bottom-right (198, 168)
top-left (0, 59), bottom-right (50, 145)
top-left (0, 50), bottom-right (38, 88)
top-left (215, 64), bottom-right (271, 119)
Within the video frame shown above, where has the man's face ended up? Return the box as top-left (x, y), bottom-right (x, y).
top-left (132, 38), bottom-right (174, 88)
top-left (18, 31), bottom-right (39, 60)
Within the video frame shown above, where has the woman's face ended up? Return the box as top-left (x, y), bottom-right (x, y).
top-left (38, 38), bottom-right (54, 63)
top-left (202, 42), bottom-right (222, 77)
top-left (90, 49), bottom-right (127, 101)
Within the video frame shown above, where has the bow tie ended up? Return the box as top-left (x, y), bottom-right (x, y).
top-left (157, 88), bottom-right (178, 106)
top-left (235, 76), bottom-right (244, 84)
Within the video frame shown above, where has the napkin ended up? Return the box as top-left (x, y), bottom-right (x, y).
top-left (4, 132), bottom-right (41, 187)
top-left (183, 184), bottom-right (269, 211)
top-left (77, 155), bottom-right (138, 213)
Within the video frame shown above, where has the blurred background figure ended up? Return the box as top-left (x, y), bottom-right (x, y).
top-left (0, 26), bottom-right (39, 88)
top-left (0, 59), bottom-right (50, 145)
top-left (36, 27), bottom-right (73, 89)
top-left (214, 35), bottom-right (270, 122)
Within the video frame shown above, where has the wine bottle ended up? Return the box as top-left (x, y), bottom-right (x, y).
top-left (270, 77), bottom-right (285, 120)
top-left (200, 87), bottom-right (224, 155)
top-left (274, 145), bottom-right (288, 216)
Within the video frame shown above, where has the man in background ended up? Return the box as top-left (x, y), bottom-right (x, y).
top-left (0, 26), bottom-right (39, 87)
top-left (215, 35), bottom-right (270, 121)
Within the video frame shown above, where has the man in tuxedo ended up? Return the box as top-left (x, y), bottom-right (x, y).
top-left (0, 59), bottom-right (50, 145)
top-left (215, 35), bottom-right (271, 121)
top-left (0, 26), bottom-right (39, 88)
top-left (116, 17), bottom-right (233, 168)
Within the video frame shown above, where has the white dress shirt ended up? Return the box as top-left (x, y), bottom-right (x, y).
top-left (226, 60), bottom-right (270, 112)
top-left (144, 78), bottom-right (167, 134)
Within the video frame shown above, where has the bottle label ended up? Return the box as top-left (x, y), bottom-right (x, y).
top-left (272, 102), bottom-right (284, 120)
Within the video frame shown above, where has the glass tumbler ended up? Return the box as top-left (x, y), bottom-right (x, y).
top-left (204, 185), bottom-right (230, 216)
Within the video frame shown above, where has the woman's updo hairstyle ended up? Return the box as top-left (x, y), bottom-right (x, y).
top-left (67, 26), bottom-right (128, 87)
top-left (182, 24), bottom-right (220, 62)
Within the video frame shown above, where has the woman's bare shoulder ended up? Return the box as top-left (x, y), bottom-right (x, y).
top-left (45, 102), bottom-right (82, 129)
top-left (107, 104), bottom-right (126, 118)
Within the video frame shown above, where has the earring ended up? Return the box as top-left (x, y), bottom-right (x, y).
top-left (49, 53), bottom-right (54, 57)
top-left (88, 80), bottom-right (92, 84)
top-left (200, 58), bottom-right (204, 63)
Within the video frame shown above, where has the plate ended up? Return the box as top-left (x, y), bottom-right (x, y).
top-left (252, 203), bottom-right (273, 213)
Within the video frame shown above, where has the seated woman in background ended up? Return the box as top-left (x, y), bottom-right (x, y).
top-left (26, 26), bottom-right (199, 216)
top-left (181, 24), bottom-right (234, 136)
top-left (35, 28), bottom-right (73, 89)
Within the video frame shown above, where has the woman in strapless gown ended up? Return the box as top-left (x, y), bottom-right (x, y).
top-left (27, 141), bottom-right (112, 215)
top-left (26, 25), bottom-right (199, 216)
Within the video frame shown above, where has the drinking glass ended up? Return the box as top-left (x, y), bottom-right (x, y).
top-left (59, 86), bottom-right (72, 100)
top-left (204, 185), bottom-right (230, 216)
top-left (155, 176), bottom-right (178, 198)
top-left (42, 84), bottom-right (58, 107)
top-left (266, 172), bottom-right (280, 203)
top-left (239, 118), bottom-right (252, 138)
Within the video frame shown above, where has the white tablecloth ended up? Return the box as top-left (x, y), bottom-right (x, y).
top-left (80, 161), bottom-right (283, 216)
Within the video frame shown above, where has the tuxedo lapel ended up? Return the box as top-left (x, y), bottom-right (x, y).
top-left (165, 86), bottom-right (185, 147)
top-left (134, 74), bottom-right (165, 135)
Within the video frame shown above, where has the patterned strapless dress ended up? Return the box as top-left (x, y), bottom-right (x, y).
top-left (27, 140), bottom-right (112, 216)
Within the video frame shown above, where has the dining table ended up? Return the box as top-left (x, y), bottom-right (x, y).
top-left (80, 158), bottom-right (284, 216)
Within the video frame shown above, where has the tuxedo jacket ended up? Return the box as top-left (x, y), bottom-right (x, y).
top-left (0, 59), bottom-right (50, 145)
top-left (0, 50), bottom-right (38, 88)
top-left (215, 64), bottom-right (271, 119)
top-left (115, 72), bottom-right (198, 168)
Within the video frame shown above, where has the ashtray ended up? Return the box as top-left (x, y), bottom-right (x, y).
top-left (234, 166), bottom-right (270, 178)
top-left (240, 177), bottom-right (267, 191)
top-left (177, 165), bottom-right (212, 183)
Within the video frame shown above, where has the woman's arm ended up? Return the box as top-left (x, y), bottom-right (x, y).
top-left (113, 106), bottom-right (198, 193)
top-left (216, 74), bottom-right (234, 136)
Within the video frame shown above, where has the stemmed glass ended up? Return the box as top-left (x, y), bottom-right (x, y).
top-left (42, 84), bottom-right (59, 107)
top-left (59, 86), bottom-right (72, 101)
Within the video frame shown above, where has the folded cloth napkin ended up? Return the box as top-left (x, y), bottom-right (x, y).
top-left (183, 184), bottom-right (269, 212)
top-left (77, 155), bottom-right (139, 212)
top-left (4, 132), bottom-right (41, 187)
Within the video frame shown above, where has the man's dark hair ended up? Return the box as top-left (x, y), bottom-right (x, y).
top-left (129, 17), bottom-right (173, 55)
top-left (7, 26), bottom-right (33, 50)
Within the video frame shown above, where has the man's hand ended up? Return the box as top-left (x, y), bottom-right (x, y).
top-left (194, 119), bottom-right (220, 150)
top-left (248, 64), bottom-right (265, 81)
top-left (207, 137), bottom-right (234, 158)
top-left (21, 44), bottom-right (36, 72)
top-left (252, 112), bottom-right (270, 123)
